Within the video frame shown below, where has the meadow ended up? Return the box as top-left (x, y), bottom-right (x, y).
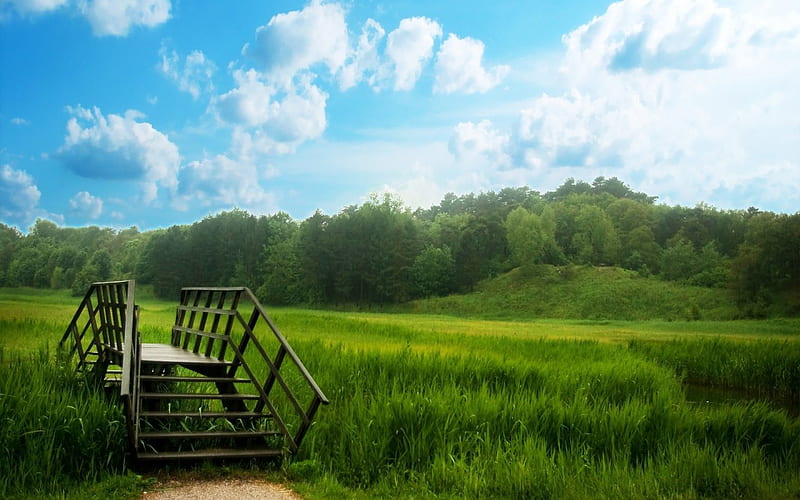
top-left (1, 287), bottom-right (799, 499)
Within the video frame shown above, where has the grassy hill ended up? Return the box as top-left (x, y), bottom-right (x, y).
top-left (401, 265), bottom-right (739, 321)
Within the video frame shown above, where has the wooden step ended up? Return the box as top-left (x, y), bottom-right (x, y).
top-left (136, 448), bottom-right (283, 461)
top-left (139, 375), bottom-right (251, 384)
top-left (139, 430), bottom-right (281, 440)
top-left (140, 392), bottom-right (260, 401)
top-left (139, 411), bottom-right (272, 419)
top-left (140, 344), bottom-right (233, 366)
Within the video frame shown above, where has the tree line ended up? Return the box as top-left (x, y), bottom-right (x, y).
top-left (0, 177), bottom-right (797, 316)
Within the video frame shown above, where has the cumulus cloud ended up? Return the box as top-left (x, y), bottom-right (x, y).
top-left (57, 106), bottom-right (180, 203)
top-left (212, 70), bottom-right (327, 152)
top-left (214, 69), bottom-right (276, 128)
top-left (68, 191), bottom-right (103, 219)
top-left (243, 0), bottom-right (347, 85)
top-left (339, 18), bottom-right (386, 91)
top-left (434, 34), bottom-right (509, 94)
top-left (511, 91), bottom-right (633, 170)
top-left (561, 0), bottom-right (800, 76)
top-left (0, 164), bottom-right (41, 225)
top-left (449, 120), bottom-right (510, 166)
top-left (475, 0), bottom-right (800, 210)
top-left (3, 0), bottom-right (170, 36)
top-left (385, 17), bottom-right (442, 90)
top-left (10, 117), bottom-right (30, 126)
top-left (78, 0), bottom-right (171, 36)
top-left (2, 0), bottom-right (68, 15)
top-left (158, 45), bottom-right (216, 99)
top-left (174, 153), bottom-right (275, 213)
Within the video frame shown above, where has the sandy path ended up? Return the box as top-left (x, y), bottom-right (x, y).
top-left (140, 478), bottom-right (303, 500)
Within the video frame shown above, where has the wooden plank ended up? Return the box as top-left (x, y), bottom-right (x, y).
top-left (172, 326), bottom-right (229, 342)
top-left (139, 392), bottom-right (260, 400)
top-left (177, 305), bottom-right (237, 316)
top-left (138, 375), bottom-right (251, 383)
top-left (139, 411), bottom-right (272, 419)
top-left (139, 430), bottom-right (280, 440)
top-left (137, 448), bottom-right (282, 461)
top-left (140, 343), bottom-right (232, 366)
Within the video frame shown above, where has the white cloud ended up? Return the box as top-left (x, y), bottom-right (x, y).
top-left (0, 164), bottom-right (41, 225)
top-left (243, 0), bottom-right (348, 85)
top-left (158, 45), bottom-right (216, 99)
top-left (441, 0), bottom-right (800, 212)
top-left (10, 117), bottom-right (30, 125)
top-left (385, 17), bottom-right (442, 90)
top-left (449, 120), bottom-right (510, 166)
top-left (563, 0), bottom-right (738, 74)
top-left (175, 153), bottom-right (276, 213)
top-left (339, 18), bottom-right (385, 91)
top-left (434, 34), bottom-right (509, 94)
top-left (2, 0), bottom-right (68, 15)
top-left (68, 191), bottom-right (103, 219)
top-left (212, 71), bottom-right (327, 152)
top-left (2, 0), bottom-right (169, 36)
top-left (214, 69), bottom-right (276, 128)
top-left (57, 106), bottom-right (180, 203)
top-left (77, 0), bottom-right (170, 36)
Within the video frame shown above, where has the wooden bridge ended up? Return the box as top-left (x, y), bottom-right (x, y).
top-left (59, 280), bottom-right (328, 462)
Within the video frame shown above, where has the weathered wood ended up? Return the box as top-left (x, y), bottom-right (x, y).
top-left (140, 343), bottom-right (233, 366)
top-left (64, 281), bottom-right (327, 463)
top-left (136, 448), bottom-right (282, 461)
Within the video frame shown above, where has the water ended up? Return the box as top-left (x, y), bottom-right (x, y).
top-left (683, 382), bottom-right (799, 418)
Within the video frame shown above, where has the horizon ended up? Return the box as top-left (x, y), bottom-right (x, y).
top-left (2, 0), bottom-right (799, 232)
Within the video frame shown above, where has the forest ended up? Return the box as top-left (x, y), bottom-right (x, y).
top-left (0, 177), bottom-right (797, 317)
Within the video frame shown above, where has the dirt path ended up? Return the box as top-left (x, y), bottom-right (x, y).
top-left (140, 477), bottom-right (303, 500)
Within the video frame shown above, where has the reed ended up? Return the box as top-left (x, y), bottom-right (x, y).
top-left (291, 339), bottom-right (800, 498)
top-left (2, 290), bottom-right (799, 499)
top-left (629, 337), bottom-right (800, 397)
top-left (0, 349), bottom-right (130, 498)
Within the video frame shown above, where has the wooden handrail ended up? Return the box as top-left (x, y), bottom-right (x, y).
top-left (119, 280), bottom-right (136, 397)
top-left (176, 286), bottom-right (329, 450)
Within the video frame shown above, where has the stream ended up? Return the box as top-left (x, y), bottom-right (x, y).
top-left (683, 382), bottom-right (799, 418)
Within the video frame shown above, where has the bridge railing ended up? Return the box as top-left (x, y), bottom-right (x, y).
top-left (59, 280), bottom-right (133, 374)
top-left (173, 286), bottom-right (329, 452)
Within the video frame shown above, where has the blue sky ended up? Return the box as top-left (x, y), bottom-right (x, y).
top-left (1, 0), bottom-right (798, 231)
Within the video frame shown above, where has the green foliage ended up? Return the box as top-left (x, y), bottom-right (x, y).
top-left (1, 178), bottom-right (796, 318)
top-left (295, 336), bottom-right (800, 498)
top-left (406, 265), bottom-right (738, 321)
top-left (409, 245), bottom-right (455, 298)
top-left (2, 292), bottom-right (800, 498)
top-left (629, 337), bottom-right (800, 396)
top-left (0, 350), bottom-right (128, 498)
top-left (505, 206), bottom-right (560, 267)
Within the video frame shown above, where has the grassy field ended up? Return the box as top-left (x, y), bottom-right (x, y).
top-left (401, 265), bottom-right (741, 321)
top-left (1, 287), bottom-right (799, 499)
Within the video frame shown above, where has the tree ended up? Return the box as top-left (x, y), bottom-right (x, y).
top-left (505, 206), bottom-right (561, 268)
top-left (258, 237), bottom-right (303, 305)
top-left (410, 245), bottom-right (456, 298)
top-left (571, 205), bottom-right (620, 265)
top-left (660, 238), bottom-right (698, 282)
top-left (0, 224), bottom-right (21, 286)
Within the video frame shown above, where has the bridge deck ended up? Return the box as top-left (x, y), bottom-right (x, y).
top-left (140, 343), bottom-right (232, 366)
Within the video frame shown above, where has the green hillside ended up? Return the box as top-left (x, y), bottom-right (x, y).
top-left (402, 265), bottom-right (739, 321)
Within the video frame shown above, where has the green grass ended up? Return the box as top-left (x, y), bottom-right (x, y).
top-left (1, 287), bottom-right (800, 498)
top-left (402, 265), bottom-right (740, 321)
top-left (0, 349), bottom-right (135, 499)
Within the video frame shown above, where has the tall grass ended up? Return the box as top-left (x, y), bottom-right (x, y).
top-left (2, 289), bottom-right (800, 498)
top-left (0, 349), bottom-right (130, 498)
top-left (629, 337), bottom-right (800, 397)
top-left (402, 265), bottom-right (739, 321)
top-left (292, 339), bottom-right (800, 498)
